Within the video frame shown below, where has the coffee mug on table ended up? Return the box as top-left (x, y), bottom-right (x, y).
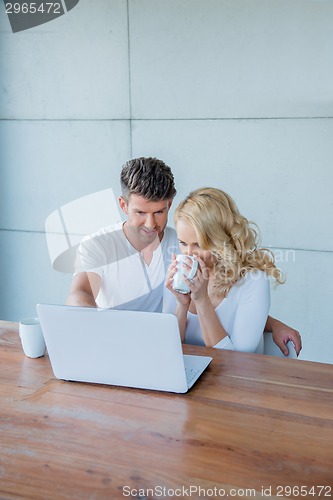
top-left (172, 254), bottom-right (198, 294)
top-left (19, 317), bottom-right (46, 358)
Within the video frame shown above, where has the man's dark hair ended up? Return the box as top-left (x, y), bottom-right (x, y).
top-left (120, 157), bottom-right (177, 201)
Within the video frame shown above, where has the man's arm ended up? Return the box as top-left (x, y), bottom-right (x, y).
top-left (66, 272), bottom-right (101, 307)
top-left (265, 315), bottom-right (302, 356)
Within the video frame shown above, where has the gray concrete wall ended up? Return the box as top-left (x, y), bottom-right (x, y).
top-left (1, 0), bottom-right (332, 363)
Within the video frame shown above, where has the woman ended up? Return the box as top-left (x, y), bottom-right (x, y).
top-left (165, 187), bottom-right (284, 353)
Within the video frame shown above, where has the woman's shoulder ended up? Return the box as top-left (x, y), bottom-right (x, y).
top-left (242, 269), bottom-right (270, 294)
top-left (225, 269), bottom-right (270, 305)
top-left (243, 269), bottom-right (267, 281)
top-left (233, 269), bottom-right (269, 293)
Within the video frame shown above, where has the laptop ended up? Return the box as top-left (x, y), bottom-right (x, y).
top-left (36, 304), bottom-right (212, 393)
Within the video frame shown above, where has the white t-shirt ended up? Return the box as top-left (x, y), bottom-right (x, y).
top-left (164, 270), bottom-right (270, 353)
top-left (74, 221), bottom-right (179, 311)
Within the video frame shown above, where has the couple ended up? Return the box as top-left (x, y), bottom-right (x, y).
top-left (67, 157), bottom-right (301, 356)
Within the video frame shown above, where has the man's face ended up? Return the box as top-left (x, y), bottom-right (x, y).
top-left (119, 194), bottom-right (172, 246)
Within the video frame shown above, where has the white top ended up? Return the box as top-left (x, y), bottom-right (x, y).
top-left (74, 221), bottom-right (179, 311)
top-left (164, 270), bottom-right (270, 353)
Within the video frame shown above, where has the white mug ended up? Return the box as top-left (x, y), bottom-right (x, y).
top-left (19, 317), bottom-right (46, 358)
top-left (172, 255), bottom-right (198, 294)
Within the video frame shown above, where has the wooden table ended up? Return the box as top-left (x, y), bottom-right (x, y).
top-left (1, 321), bottom-right (332, 500)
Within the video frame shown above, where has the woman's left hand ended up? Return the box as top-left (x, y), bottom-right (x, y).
top-left (183, 255), bottom-right (210, 303)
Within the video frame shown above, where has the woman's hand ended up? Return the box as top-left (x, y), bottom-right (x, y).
top-left (183, 255), bottom-right (210, 303)
top-left (165, 254), bottom-right (191, 307)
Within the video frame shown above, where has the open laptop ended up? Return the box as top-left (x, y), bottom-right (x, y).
top-left (36, 304), bottom-right (212, 393)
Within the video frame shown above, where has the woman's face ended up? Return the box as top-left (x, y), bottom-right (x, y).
top-left (175, 220), bottom-right (216, 268)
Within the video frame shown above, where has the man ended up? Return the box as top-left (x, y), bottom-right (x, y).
top-left (67, 157), bottom-right (177, 312)
top-left (67, 157), bottom-right (301, 355)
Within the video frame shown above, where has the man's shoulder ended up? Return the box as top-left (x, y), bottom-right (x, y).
top-left (80, 221), bottom-right (124, 249)
top-left (82, 221), bottom-right (123, 240)
top-left (91, 220), bottom-right (124, 237)
top-left (163, 226), bottom-right (178, 245)
top-left (161, 226), bottom-right (178, 256)
top-left (164, 226), bottom-right (177, 238)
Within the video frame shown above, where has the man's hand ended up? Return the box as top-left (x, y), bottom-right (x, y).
top-left (265, 316), bottom-right (302, 356)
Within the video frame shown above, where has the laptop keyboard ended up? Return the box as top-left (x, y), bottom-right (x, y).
top-left (185, 366), bottom-right (201, 386)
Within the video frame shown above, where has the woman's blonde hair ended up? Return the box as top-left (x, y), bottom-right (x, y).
top-left (174, 187), bottom-right (284, 296)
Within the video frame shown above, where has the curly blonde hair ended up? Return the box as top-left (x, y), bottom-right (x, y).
top-left (174, 187), bottom-right (284, 297)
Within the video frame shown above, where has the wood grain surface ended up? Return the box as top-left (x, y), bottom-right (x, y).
top-left (1, 321), bottom-right (332, 499)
